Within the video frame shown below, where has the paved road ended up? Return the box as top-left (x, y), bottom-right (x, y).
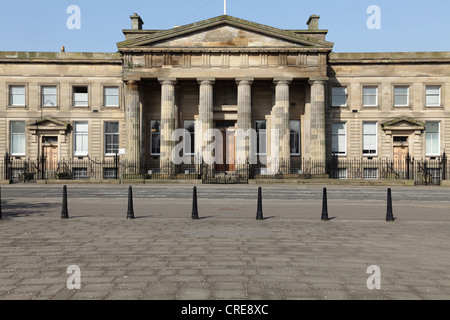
top-left (0, 184), bottom-right (449, 300)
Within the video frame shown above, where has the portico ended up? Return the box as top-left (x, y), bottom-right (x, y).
top-left (118, 14), bottom-right (333, 174)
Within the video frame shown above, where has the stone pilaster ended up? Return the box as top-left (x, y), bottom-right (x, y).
top-left (309, 78), bottom-right (327, 163)
top-left (198, 78), bottom-right (214, 165)
top-left (271, 79), bottom-right (291, 174)
top-left (159, 78), bottom-right (177, 173)
top-left (125, 80), bottom-right (140, 170)
top-left (236, 78), bottom-right (253, 165)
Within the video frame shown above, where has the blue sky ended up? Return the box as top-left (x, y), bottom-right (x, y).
top-left (0, 0), bottom-right (449, 53)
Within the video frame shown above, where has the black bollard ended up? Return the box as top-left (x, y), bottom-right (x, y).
top-left (61, 185), bottom-right (69, 219)
top-left (256, 187), bottom-right (263, 220)
top-left (321, 187), bottom-right (329, 221)
top-left (127, 186), bottom-right (135, 220)
top-left (386, 188), bottom-right (395, 222)
top-left (191, 186), bottom-right (199, 219)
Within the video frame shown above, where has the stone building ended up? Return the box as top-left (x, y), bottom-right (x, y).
top-left (1, 13), bottom-right (449, 180)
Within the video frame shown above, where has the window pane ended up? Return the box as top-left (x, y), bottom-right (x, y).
top-left (105, 122), bottom-right (119, 134)
top-left (105, 95), bottom-right (119, 106)
top-left (184, 121), bottom-right (195, 154)
top-left (290, 121), bottom-right (300, 155)
top-left (43, 87), bottom-right (57, 95)
top-left (332, 87), bottom-right (346, 106)
top-left (75, 122), bottom-right (88, 133)
top-left (256, 121), bottom-right (267, 155)
top-left (426, 86), bottom-right (440, 95)
top-left (11, 86), bottom-right (25, 95)
top-left (363, 122), bottom-right (377, 154)
top-left (426, 86), bottom-right (440, 106)
top-left (363, 122), bottom-right (376, 134)
top-left (426, 122), bottom-right (439, 133)
top-left (11, 121), bottom-right (25, 133)
top-left (104, 87), bottom-right (119, 96)
top-left (42, 87), bottom-right (57, 106)
top-left (394, 87), bottom-right (409, 106)
top-left (11, 134), bottom-right (25, 155)
top-left (426, 122), bottom-right (440, 155)
top-left (151, 121), bottom-right (161, 155)
top-left (332, 123), bottom-right (346, 154)
top-left (11, 121), bottom-right (25, 155)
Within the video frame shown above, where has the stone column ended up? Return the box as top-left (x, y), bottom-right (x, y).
top-left (197, 78), bottom-right (214, 165)
top-left (272, 79), bottom-right (291, 174)
top-left (125, 80), bottom-right (140, 173)
top-left (236, 78), bottom-right (253, 165)
top-left (309, 78), bottom-right (327, 164)
top-left (159, 78), bottom-right (177, 175)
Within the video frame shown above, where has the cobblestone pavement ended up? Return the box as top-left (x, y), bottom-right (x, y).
top-left (0, 184), bottom-right (449, 300)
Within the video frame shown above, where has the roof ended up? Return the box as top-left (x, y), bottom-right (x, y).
top-left (117, 15), bottom-right (334, 50)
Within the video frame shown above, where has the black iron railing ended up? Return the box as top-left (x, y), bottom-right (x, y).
top-left (0, 153), bottom-right (447, 185)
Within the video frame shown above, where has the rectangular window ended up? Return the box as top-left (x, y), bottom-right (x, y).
top-left (332, 122), bottom-right (346, 155)
top-left (255, 121), bottom-right (267, 155)
top-left (290, 120), bottom-right (300, 155)
top-left (363, 86), bottom-right (378, 107)
top-left (104, 87), bottom-right (120, 107)
top-left (394, 86), bottom-right (409, 106)
top-left (73, 86), bottom-right (89, 107)
top-left (104, 168), bottom-right (118, 179)
top-left (333, 168), bottom-right (347, 179)
top-left (364, 168), bottom-right (379, 180)
top-left (104, 122), bottom-right (119, 155)
top-left (331, 87), bottom-right (347, 107)
top-left (74, 122), bottom-right (89, 156)
top-left (425, 122), bottom-right (440, 156)
top-left (184, 121), bottom-right (195, 155)
top-left (151, 120), bottom-right (161, 155)
top-left (73, 168), bottom-right (88, 180)
top-left (42, 86), bottom-right (57, 107)
top-left (426, 86), bottom-right (441, 107)
top-left (11, 121), bottom-right (26, 156)
top-left (363, 122), bottom-right (377, 155)
top-left (9, 86), bottom-right (26, 106)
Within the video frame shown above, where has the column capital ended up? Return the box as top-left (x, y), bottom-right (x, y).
top-left (273, 78), bottom-right (292, 85)
top-left (125, 80), bottom-right (140, 90)
top-left (197, 77), bottom-right (215, 85)
top-left (236, 77), bottom-right (254, 85)
top-left (158, 77), bottom-right (177, 85)
top-left (308, 77), bottom-right (328, 85)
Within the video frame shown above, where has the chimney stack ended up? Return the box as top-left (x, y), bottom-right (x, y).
top-left (307, 14), bottom-right (320, 30)
top-left (130, 13), bottom-right (144, 30)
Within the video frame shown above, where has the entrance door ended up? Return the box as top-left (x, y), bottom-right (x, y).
top-left (214, 121), bottom-right (236, 172)
top-left (393, 145), bottom-right (408, 172)
top-left (226, 128), bottom-right (235, 171)
top-left (42, 136), bottom-right (59, 171)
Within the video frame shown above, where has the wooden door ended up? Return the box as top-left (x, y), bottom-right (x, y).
top-left (43, 145), bottom-right (58, 171)
top-left (226, 128), bottom-right (235, 171)
top-left (393, 146), bottom-right (408, 171)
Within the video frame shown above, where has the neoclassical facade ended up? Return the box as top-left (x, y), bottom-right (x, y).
top-left (1, 13), bottom-right (449, 178)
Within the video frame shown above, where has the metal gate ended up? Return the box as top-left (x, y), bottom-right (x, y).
top-left (201, 163), bottom-right (249, 184)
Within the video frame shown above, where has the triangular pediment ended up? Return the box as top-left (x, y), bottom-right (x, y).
top-left (27, 117), bottom-right (69, 131)
top-left (381, 117), bottom-right (425, 131)
top-left (117, 15), bottom-right (333, 50)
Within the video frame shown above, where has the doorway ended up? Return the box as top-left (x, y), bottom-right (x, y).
top-left (393, 136), bottom-right (408, 172)
top-left (42, 136), bottom-right (58, 171)
top-left (215, 121), bottom-right (236, 172)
